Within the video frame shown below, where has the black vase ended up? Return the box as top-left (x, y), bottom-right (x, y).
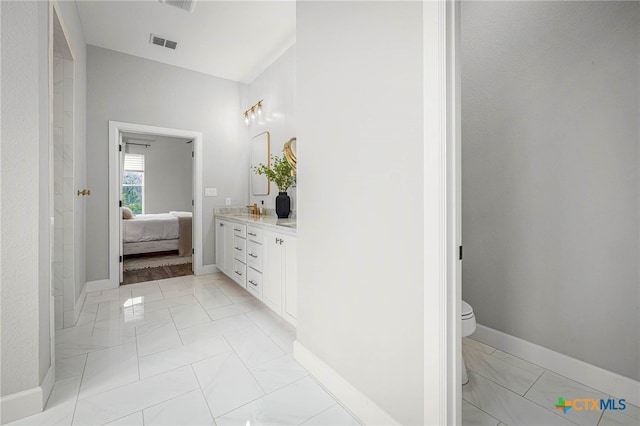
top-left (275, 192), bottom-right (291, 218)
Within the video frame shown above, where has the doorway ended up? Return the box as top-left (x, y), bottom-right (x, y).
top-left (120, 132), bottom-right (195, 284)
top-left (108, 122), bottom-right (204, 290)
top-left (456, 2), bottom-right (640, 424)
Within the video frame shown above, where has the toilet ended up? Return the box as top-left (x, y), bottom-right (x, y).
top-left (461, 300), bottom-right (476, 385)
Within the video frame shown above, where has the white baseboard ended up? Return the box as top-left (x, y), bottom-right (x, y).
top-left (84, 278), bottom-right (117, 293)
top-left (40, 365), bottom-right (55, 409)
top-left (293, 341), bottom-right (399, 425)
top-left (198, 264), bottom-right (220, 275)
top-left (62, 310), bottom-right (75, 328)
top-left (0, 364), bottom-right (53, 424)
top-left (62, 283), bottom-right (88, 328)
top-left (473, 324), bottom-right (640, 407)
top-left (73, 283), bottom-right (88, 323)
top-left (0, 387), bottom-right (42, 424)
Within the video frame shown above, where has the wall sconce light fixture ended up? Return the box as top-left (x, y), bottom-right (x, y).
top-left (244, 100), bottom-right (264, 127)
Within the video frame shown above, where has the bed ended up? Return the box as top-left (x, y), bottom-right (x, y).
top-left (123, 211), bottom-right (192, 257)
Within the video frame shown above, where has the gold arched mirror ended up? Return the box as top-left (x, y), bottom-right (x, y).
top-left (283, 137), bottom-right (296, 174)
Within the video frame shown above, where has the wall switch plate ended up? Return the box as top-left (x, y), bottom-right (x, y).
top-left (205, 188), bottom-right (217, 197)
top-left (225, 197), bottom-right (231, 205)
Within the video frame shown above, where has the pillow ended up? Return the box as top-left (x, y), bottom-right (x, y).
top-left (122, 207), bottom-right (134, 219)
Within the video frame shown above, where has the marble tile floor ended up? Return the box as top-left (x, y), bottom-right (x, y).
top-left (461, 337), bottom-right (640, 426)
top-left (10, 273), bottom-right (361, 426)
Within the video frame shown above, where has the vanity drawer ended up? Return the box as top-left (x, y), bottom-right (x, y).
top-left (232, 223), bottom-right (246, 238)
top-left (246, 226), bottom-right (263, 243)
top-left (232, 259), bottom-right (246, 287)
top-left (233, 236), bottom-right (246, 262)
top-left (247, 240), bottom-right (263, 271)
top-left (246, 267), bottom-right (263, 299)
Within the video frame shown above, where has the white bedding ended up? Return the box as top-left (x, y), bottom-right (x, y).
top-left (123, 212), bottom-right (191, 243)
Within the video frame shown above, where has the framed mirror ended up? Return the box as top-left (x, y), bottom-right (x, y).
top-left (283, 137), bottom-right (296, 173)
top-left (251, 131), bottom-right (270, 195)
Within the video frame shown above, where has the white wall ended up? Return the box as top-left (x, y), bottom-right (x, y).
top-left (296, 2), bottom-right (425, 424)
top-left (247, 45), bottom-right (296, 211)
top-left (126, 135), bottom-right (193, 214)
top-left (86, 46), bottom-right (247, 280)
top-left (1, 2), bottom-right (86, 419)
top-left (1, 0), bottom-right (43, 399)
top-left (461, 1), bottom-right (640, 380)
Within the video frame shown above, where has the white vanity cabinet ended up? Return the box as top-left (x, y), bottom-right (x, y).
top-left (282, 236), bottom-right (297, 324)
top-left (215, 219), bottom-right (234, 276)
top-left (215, 216), bottom-right (297, 326)
top-left (263, 230), bottom-right (297, 326)
top-left (216, 219), bottom-right (247, 287)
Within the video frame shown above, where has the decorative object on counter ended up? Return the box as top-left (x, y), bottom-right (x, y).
top-left (253, 155), bottom-right (296, 218)
top-left (243, 100), bottom-right (263, 127)
top-left (283, 137), bottom-right (296, 175)
top-left (275, 192), bottom-right (290, 219)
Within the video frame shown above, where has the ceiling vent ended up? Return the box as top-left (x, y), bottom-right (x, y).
top-left (149, 33), bottom-right (178, 50)
top-left (159, 0), bottom-right (197, 13)
top-left (150, 34), bottom-right (165, 46)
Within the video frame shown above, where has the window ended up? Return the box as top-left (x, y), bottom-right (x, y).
top-left (122, 154), bottom-right (144, 214)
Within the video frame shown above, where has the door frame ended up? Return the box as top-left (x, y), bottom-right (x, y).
top-left (423, 0), bottom-right (461, 424)
top-left (108, 121), bottom-right (204, 288)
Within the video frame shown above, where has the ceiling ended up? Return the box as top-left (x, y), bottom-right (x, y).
top-left (76, 0), bottom-right (296, 83)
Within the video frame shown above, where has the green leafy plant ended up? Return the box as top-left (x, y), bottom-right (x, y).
top-left (253, 155), bottom-right (296, 192)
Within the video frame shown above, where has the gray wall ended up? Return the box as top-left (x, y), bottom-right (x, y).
top-left (297, 2), bottom-right (424, 424)
top-left (87, 46), bottom-right (248, 280)
top-left (461, 1), bottom-right (640, 380)
top-left (126, 135), bottom-right (193, 214)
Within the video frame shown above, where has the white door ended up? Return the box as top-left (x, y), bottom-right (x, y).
top-left (263, 231), bottom-right (283, 314)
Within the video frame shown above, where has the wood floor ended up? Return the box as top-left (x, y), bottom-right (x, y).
top-left (122, 263), bottom-right (193, 285)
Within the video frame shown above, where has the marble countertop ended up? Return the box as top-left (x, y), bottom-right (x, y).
top-left (214, 213), bottom-right (297, 235)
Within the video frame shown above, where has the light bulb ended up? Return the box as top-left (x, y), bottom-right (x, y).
top-left (244, 112), bottom-right (249, 126)
top-left (250, 107), bottom-right (256, 120)
top-left (257, 102), bottom-right (263, 116)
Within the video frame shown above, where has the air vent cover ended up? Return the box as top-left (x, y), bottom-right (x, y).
top-left (159, 0), bottom-right (197, 13)
top-left (150, 34), bottom-right (165, 46)
top-left (149, 33), bottom-right (178, 50)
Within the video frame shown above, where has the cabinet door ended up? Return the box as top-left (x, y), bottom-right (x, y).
top-left (233, 236), bottom-right (246, 263)
top-left (247, 240), bottom-right (263, 271)
top-left (232, 258), bottom-right (247, 288)
top-left (262, 231), bottom-right (283, 314)
top-left (283, 235), bottom-right (297, 326)
top-left (224, 223), bottom-right (235, 275)
top-left (215, 219), bottom-right (228, 275)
